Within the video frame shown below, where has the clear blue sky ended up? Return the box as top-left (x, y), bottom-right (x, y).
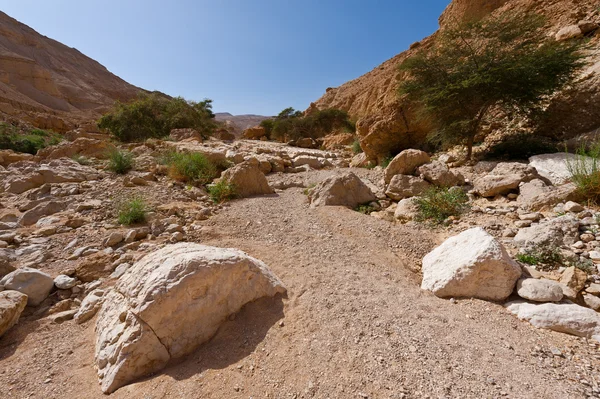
top-left (0, 0), bottom-right (449, 116)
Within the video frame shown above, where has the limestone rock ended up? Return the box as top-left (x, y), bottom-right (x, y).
top-left (74, 289), bottom-right (105, 324)
top-left (0, 267), bottom-right (54, 306)
top-left (350, 153), bottom-right (371, 168)
top-left (385, 175), bottom-right (430, 201)
top-left (421, 227), bottom-right (522, 301)
top-left (75, 252), bottom-right (113, 283)
top-left (564, 201), bottom-right (584, 213)
top-left (559, 266), bottom-right (587, 298)
top-left (0, 290), bottom-right (28, 337)
top-left (309, 172), bottom-right (377, 209)
top-left (394, 198), bottom-right (420, 221)
top-left (54, 274), bottom-right (78, 290)
top-left (19, 201), bottom-right (67, 226)
top-left (529, 153), bottom-right (593, 186)
top-left (517, 179), bottom-right (579, 211)
top-left (37, 138), bottom-right (109, 160)
top-left (516, 278), bottom-right (564, 302)
top-left (417, 161), bottom-right (463, 187)
top-left (506, 301), bottom-right (600, 339)
top-left (473, 162), bottom-right (539, 197)
top-left (513, 215), bottom-right (580, 251)
top-left (555, 25), bottom-right (583, 41)
top-left (95, 243), bottom-right (286, 393)
top-left (383, 149), bottom-right (430, 183)
top-left (242, 126), bottom-right (266, 140)
top-left (584, 294), bottom-right (600, 311)
top-left (219, 160), bottom-right (273, 198)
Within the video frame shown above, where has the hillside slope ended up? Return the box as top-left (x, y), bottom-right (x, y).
top-left (312, 0), bottom-right (600, 161)
top-left (0, 11), bottom-right (141, 132)
top-left (214, 113), bottom-right (270, 137)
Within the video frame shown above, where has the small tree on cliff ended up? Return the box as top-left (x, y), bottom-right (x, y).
top-left (398, 13), bottom-right (585, 160)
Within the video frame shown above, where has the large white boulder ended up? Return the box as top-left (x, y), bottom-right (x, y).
top-left (506, 301), bottom-right (600, 339)
top-left (385, 175), bottom-right (430, 201)
top-left (219, 159), bottom-right (274, 198)
top-left (0, 267), bottom-right (54, 306)
top-left (95, 243), bottom-right (286, 393)
top-left (421, 227), bottom-right (522, 301)
top-left (309, 172), bottom-right (377, 209)
top-left (528, 153), bottom-right (593, 186)
top-left (0, 290), bottom-right (28, 337)
top-left (383, 149), bottom-right (430, 183)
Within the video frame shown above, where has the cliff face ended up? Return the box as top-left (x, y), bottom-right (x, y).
top-left (0, 12), bottom-right (141, 132)
top-left (312, 0), bottom-right (600, 161)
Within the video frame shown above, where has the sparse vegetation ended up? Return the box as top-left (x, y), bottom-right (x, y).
top-left (380, 155), bottom-right (394, 168)
top-left (351, 139), bottom-right (363, 154)
top-left (107, 149), bottom-right (133, 174)
top-left (117, 197), bottom-right (148, 225)
top-left (71, 154), bottom-right (92, 165)
top-left (355, 203), bottom-right (377, 215)
top-left (0, 123), bottom-right (62, 154)
top-left (516, 246), bottom-right (563, 270)
top-left (566, 142), bottom-right (600, 202)
top-left (414, 187), bottom-right (469, 224)
top-left (98, 93), bottom-right (216, 142)
top-left (398, 12), bottom-right (586, 160)
top-left (208, 181), bottom-right (237, 203)
top-left (264, 107), bottom-right (355, 142)
top-left (303, 183), bottom-right (317, 196)
top-left (161, 151), bottom-right (219, 185)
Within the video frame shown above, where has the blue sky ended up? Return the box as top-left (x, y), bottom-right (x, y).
top-left (0, 0), bottom-right (449, 116)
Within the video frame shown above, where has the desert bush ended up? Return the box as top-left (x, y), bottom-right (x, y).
top-left (269, 107), bottom-right (354, 142)
top-left (566, 142), bottom-right (600, 202)
top-left (98, 93), bottom-right (216, 142)
top-left (415, 187), bottom-right (469, 224)
top-left (0, 123), bottom-right (62, 154)
top-left (355, 203), bottom-right (377, 214)
top-left (485, 134), bottom-right (560, 160)
top-left (107, 149), bottom-right (133, 174)
top-left (118, 197), bottom-right (147, 225)
top-left (380, 155), bottom-right (394, 168)
top-left (208, 181), bottom-right (237, 203)
top-left (70, 154), bottom-right (91, 165)
top-left (161, 151), bottom-right (218, 185)
top-left (399, 13), bottom-right (585, 160)
top-left (259, 119), bottom-right (275, 139)
top-left (352, 139), bottom-right (363, 154)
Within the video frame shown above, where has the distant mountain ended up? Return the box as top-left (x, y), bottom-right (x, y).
top-left (215, 112), bottom-right (271, 137)
top-left (0, 11), bottom-right (142, 132)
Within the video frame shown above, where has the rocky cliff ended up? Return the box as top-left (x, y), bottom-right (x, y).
top-left (0, 12), bottom-right (141, 132)
top-left (312, 0), bottom-right (600, 161)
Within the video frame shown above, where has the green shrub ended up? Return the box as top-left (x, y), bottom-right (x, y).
top-left (71, 154), bottom-right (91, 165)
top-left (269, 107), bottom-right (355, 142)
top-left (107, 149), bottom-right (133, 174)
top-left (208, 181), bottom-right (237, 203)
top-left (380, 155), bottom-right (394, 168)
top-left (260, 119), bottom-right (275, 139)
top-left (415, 187), bottom-right (469, 224)
top-left (355, 203), bottom-right (377, 214)
top-left (486, 134), bottom-right (560, 160)
top-left (352, 139), bottom-right (363, 154)
top-left (0, 123), bottom-right (62, 154)
top-left (98, 93), bottom-right (216, 142)
top-left (118, 197), bottom-right (147, 225)
top-left (566, 142), bottom-right (600, 202)
top-left (398, 12), bottom-right (585, 160)
top-left (161, 151), bottom-right (218, 185)
top-left (516, 246), bottom-right (563, 269)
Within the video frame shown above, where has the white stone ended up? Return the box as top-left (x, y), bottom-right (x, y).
top-left (384, 149), bottom-right (430, 183)
top-left (0, 267), bottom-right (54, 306)
top-left (0, 290), bottom-right (28, 337)
top-left (516, 278), bottom-right (563, 302)
top-left (74, 289), bottom-right (105, 324)
top-left (506, 301), bottom-right (600, 339)
top-left (564, 201), bottom-right (584, 213)
top-left (309, 172), bottom-right (376, 209)
top-left (54, 274), bottom-right (78, 290)
top-left (421, 228), bottom-right (522, 301)
top-left (95, 243), bottom-right (286, 393)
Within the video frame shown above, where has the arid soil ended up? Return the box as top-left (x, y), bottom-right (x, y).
top-left (2, 165), bottom-right (600, 399)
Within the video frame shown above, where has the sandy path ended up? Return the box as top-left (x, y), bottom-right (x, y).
top-left (1, 181), bottom-right (598, 398)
